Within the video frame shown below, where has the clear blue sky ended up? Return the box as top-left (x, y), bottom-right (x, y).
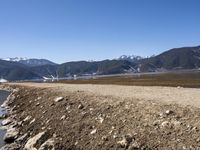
top-left (0, 0), bottom-right (200, 63)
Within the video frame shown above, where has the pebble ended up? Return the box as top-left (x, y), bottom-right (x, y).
top-left (161, 121), bottom-right (171, 128)
top-left (117, 134), bottom-right (133, 148)
top-left (54, 97), bottom-right (64, 102)
top-left (165, 110), bottom-right (173, 115)
top-left (60, 115), bottom-right (66, 120)
top-left (78, 104), bottom-right (84, 109)
top-left (90, 129), bottom-right (97, 135)
top-left (30, 119), bottom-right (36, 124)
top-left (1, 119), bottom-right (12, 126)
top-left (23, 116), bottom-right (32, 122)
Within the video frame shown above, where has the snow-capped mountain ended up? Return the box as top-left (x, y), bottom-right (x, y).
top-left (118, 55), bottom-right (143, 62)
top-left (1, 57), bottom-right (56, 67)
top-left (2, 57), bottom-right (28, 62)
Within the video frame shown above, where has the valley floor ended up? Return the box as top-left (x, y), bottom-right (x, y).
top-left (2, 83), bottom-right (200, 149)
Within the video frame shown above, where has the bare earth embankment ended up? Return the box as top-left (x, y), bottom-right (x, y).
top-left (1, 83), bottom-right (200, 149)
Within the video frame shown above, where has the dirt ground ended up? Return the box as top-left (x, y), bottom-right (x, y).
top-left (3, 83), bottom-right (200, 149)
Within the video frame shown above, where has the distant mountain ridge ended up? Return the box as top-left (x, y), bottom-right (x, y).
top-left (1, 57), bottom-right (56, 67)
top-left (138, 46), bottom-right (200, 72)
top-left (1, 45), bottom-right (200, 81)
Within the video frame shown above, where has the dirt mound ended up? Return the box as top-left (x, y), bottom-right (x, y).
top-left (2, 84), bottom-right (200, 149)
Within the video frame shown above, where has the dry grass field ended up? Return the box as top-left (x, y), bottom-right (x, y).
top-left (57, 70), bottom-right (200, 88)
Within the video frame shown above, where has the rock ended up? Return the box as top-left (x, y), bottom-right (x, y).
top-left (159, 112), bottom-right (165, 118)
top-left (0, 143), bottom-right (20, 150)
top-left (97, 117), bottom-right (104, 124)
top-left (42, 111), bottom-right (47, 114)
top-left (102, 136), bottom-right (108, 141)
top-left (117, 134), bottom-right (133, 148)
top-left (36, 103), bottom-right (40, 106)
top-left (4, 128), bottom-right (19, 143)
top-left (90, 129), bottom-right (97, 135)
top-left (153, 120), bottom-right (160, 126)
top-left (165, 110), bottom-right (173, 115)
top-left (16, 133), bottom-right (28, 144)
top-left (24, 131), bottom-right (46, 150)
top-left (60, 115), bottom-right (66, 120)
top-left (54, 97), bottom-right (64, 102)
top-left (2, 119), bottom-right (12, 126)
top-left (172, 120), bottom-right (182, 129)
top-left (23, 116), bottom-right (32, 122)
top-left (161, 121), bottom-right (171, 128)
top-left (38, 138), bottom-right (55, 150)
top-left (66, 106), bottom-right (70, 110)
top-left (78, 104), bottom-right (84, 109)
top-left (30, 119), bottom-right (36, 124)
top-left (113, 134), bottom-right (118, 139)
top-left (128, 141), bottom-right (141, 149)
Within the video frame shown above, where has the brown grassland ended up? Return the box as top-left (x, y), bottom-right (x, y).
top-left (57, 70), bottom-right (200, 88)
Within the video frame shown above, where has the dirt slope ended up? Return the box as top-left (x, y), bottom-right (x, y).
top-left (2, 83), bottom-right (200, 149)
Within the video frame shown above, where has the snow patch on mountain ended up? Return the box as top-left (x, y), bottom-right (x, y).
top-left (118, 55), bottom-right (143, 62)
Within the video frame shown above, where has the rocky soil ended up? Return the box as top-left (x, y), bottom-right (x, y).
top-left (1, 83), bottom-right (200, 149)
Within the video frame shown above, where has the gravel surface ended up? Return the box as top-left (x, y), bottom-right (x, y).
top-left (2, 83), bottom-right (200, 149)
top-left (9, 83), bottom-right (200, 107)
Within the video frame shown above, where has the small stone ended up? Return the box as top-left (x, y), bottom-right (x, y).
top-left (42, 111), bottom-right (47, 114)
top-left (117, 134), bottom-right (133, 148)
top-left (4, 128), bottom-right (19, 143)
top-left (66, 106), bottom-right (70, 110)
top-left (50, 103), bottom-right (55, 107)
top-left (53, 134), bottom-right (57, 138)
top-left (172, 120), bottom-right (182, 129)
top-left (90, 129), bottom-right (97, 135)
top-left (159, 112), bottom-right (165, 118)
top-left (38, 138), bottom-right (55, 150)
top-left (165, 110), bottom-right (173, 115)
top-left (113, 134), bottom-right (118, 139)
top-left (24, 131), bottom-right (46, 150)
top-left (128, 141), bottom-right (141, 149)
top-left (60, 115), bottom-right (66, 120)
top-left (46, 120), bottom-right (50, 124)
top-left (16, 133), bottom-right (28, 144)
top-left (0, 142), bottom-right (21, 150)
top-left (78, 104), bottom-right (84, 109)
top-left (36, 103), bottom-right (40, 106)
top-left (30, 119), bottom-right (36, 124)
top-left (54, 97), bottom-right (64, 102)
top-left (98, 117), bottom-right (104, 124)
top-left (153, 120), bottom-right (160, 126)
top-left (23, 116), bottom-right (32, 122)
top-left (2, 119), bottom-right (12, 126)
top-left (161, 121), bottom-right (171, 128)
top-left (102, 136), bottom-right (108, 141)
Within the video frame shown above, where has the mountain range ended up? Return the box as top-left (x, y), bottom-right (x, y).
top-left (1, 45), bottom-right (200, 81)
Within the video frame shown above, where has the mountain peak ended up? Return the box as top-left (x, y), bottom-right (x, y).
top-left (118, 55), bottom-right (143, 62)
top-left (1, 57), bottom-right (56, 67)
top-left (2, 57), bottom-right (28, 62)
